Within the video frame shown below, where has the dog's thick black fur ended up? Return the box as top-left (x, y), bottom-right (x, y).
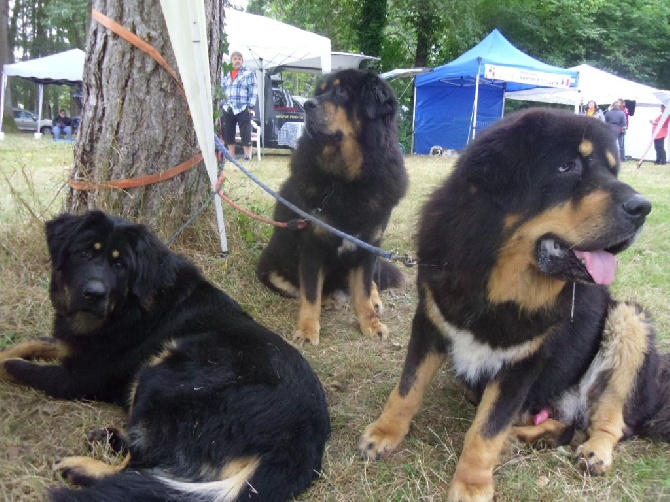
top-left (0, 211), bottom-right (330, 502)
top-left (360, 109), bottom-right (670, 501)
top-left (256, 69), bottom-right (408, 346)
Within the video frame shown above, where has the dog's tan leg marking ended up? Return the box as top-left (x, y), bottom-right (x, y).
top-left (512, 418), bottom-right (569, 443)
top-left (577, 302), bottom-right (649, 476)
top-left (359, 352), bottom-right (445, 459)
top-left (268, 272), bottom-right (299, 297)
top-left (294, 270), bottom-right (324, 345)
top-left (448, 383), bottom-right (507, 502)
top-left (370, 281), bottom-right (383, 315)
top-left (54, 454), bottom-right (130, 484)
top-left (0, 340), bottom-right (67, 381)
top-left (349, 268), bottom-right (388, 340)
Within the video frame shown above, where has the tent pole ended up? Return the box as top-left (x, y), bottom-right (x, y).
top-left (0, 72), bottom-right (6, 138)
top-left (259, 57), bottom-right (264, 152)
top-left (411, 79), bottom-right (417, 154)
top-left (36, 83), bottom-right (44, 137)
top-left (471, 57), bottom-right (482, 142)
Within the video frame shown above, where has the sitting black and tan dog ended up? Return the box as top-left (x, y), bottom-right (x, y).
top-left (0, 210), bottom-right (330, 502)
top-left (360, 109), bottom-right (670, 501)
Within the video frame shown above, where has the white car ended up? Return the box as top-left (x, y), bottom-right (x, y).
top-left (13, 108), bottom-right (52, 134)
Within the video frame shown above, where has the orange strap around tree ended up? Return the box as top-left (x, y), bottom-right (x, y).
top-left (91, 9), bottom-right (186, 98)
top-left (69, 9), bottom-right (198, 191)
top-left (68, 153), bottom-right (203, 191)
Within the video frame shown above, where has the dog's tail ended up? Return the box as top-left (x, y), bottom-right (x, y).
top-left (641, 352), bottom-right (670, 441)
top-left (375, 260), bottom-right (405, 290)
top-left (49, 457), bottom-right (263, 502)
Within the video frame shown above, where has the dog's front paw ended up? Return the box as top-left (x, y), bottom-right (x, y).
top-left (358, 419), bottom-right (407, 460)
top-left (576, 439), bottom-right (614, 475)
top-left (447, 477), bottom-right (495, 502)
top-left (293, 324), bottom-right (320, 345)
top-left (359, 316), bottom-right (389, 341)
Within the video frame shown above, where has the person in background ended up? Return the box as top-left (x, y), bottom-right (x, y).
top-left (52, 109), bottom-right (73, 141)
top-left (221, 51), bottom-right (258, 161)
top-left (650, 104), bottom-right (669, 165)
top-left (584, 100), bottom-right (605, 121)
top-left (604, 101), bottom-right (627, 161)
top-left (618, 98), bottom-right (630, 159)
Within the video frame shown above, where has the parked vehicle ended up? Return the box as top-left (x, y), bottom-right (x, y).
top-left (12, 108), bottom-right (52, 134)
top-left (259, 75), bottom-right (305, 149)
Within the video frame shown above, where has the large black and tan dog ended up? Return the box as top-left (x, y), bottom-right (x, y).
top-left (256, 69), bottom-right (408, 346)
top-left (359, 109), bottom-right (670, 500)
top-left (0, 211), bottom-right (330, 502)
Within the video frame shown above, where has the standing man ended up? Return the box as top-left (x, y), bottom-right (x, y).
top-left (221, 51), bottom-right (258, 161)
top-left (605, 101), bottom-right (627, 161)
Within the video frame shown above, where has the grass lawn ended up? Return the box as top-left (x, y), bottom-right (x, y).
top-left (1, 132), bottom-right (669, 501)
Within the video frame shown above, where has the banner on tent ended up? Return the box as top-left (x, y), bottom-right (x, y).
top-left (485, 64), bottom-right (574, 88)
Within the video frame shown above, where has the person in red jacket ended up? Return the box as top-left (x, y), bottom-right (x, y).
top-left (651, 104), bottom-right (670, 165)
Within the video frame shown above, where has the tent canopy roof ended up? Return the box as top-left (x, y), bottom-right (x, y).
top-left (3, 49), bottom-right (84, 85)
top-left (416, 29), bottom-right (577, 91)
top-left (275, 51), bottom-right (378, 74)
top-left (506, 64), bottom-right (663, 106)
top-left (224, 8), bottom-right (331, 73)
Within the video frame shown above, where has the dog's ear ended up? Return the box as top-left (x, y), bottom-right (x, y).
top-left (125, 225), bottom-right (178, 307)
top-left (362, 75), bottom-right (397, 121)
top-left (462, 110), bottom-right (549, 207)
top-left (45, 213), bottom-right (86, 266)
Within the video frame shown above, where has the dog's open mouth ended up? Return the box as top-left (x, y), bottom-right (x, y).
top-left (536, 235), bottom-right (637, 285)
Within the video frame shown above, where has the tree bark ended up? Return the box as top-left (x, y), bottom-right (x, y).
top-left (0, 0), bottom-right (14, 125)
top-left (68, 0), bottom-right (223, 237)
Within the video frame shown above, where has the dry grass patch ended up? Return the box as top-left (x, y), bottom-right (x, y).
top-left (1, 134), bottom-right (669, 501)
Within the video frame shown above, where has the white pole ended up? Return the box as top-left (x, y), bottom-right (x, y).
top-left (472, 57), bottom-right (482, 142)
top-left (0, 72), bottom-right (7, 139)
top-left (259, 57), bottom-right (264, 150)
top-left (411, 80), bottom-right (417, 154)
top-left (35, 83), bottom-right (44, 139)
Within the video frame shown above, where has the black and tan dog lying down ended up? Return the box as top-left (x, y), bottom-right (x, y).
top-left (360, 109), bottom-right (670, 501)
top-left (0, 211), bottom-right (330, 502)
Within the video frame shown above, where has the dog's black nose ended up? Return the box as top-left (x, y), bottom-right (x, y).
top-left (622, 194), bottom-right (652, 218)
top-left (303, 99), bottom-right (317, 112)
top-left (82, 280), bottom-right (107, 300)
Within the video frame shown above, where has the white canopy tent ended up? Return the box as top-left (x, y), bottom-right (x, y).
top-left (506, 64), bottom-right (665, 159)
top-left (505, 64), bottom-right (662, 108)
top-left (0, 48), bottom-right (85, 137)
top-left (223, 8), bottom-right (331, 73)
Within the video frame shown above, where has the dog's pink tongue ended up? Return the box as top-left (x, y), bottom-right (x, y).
top-left (574, 250), bottom-right (618, 285)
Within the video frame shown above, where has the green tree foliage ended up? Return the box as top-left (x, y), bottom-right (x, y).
top-left (356, 0), bottom-right (387, 59)
top-left (243, 0), bottom-right (670, 89)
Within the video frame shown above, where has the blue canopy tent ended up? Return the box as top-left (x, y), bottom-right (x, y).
top-left (413, 29), bottom-right (579, 153)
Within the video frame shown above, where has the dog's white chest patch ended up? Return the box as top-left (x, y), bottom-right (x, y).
top-left (443, 321), bottom-right (543, 384)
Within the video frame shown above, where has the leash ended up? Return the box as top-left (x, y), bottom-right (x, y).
top-left (214, 137), bottom-right (406, 262)
top-left (169, 137), bottom-right (417, 266)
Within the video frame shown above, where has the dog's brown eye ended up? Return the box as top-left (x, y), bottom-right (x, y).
top-left (79, 250), bottom-right (92, 259)
top-left (559, 159), bottom-right (581, 173)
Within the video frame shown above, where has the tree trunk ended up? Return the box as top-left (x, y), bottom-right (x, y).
top-left (0, 0), bottom-right (14, 125)
top-left (68, 0), bottom-right (223, 238)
